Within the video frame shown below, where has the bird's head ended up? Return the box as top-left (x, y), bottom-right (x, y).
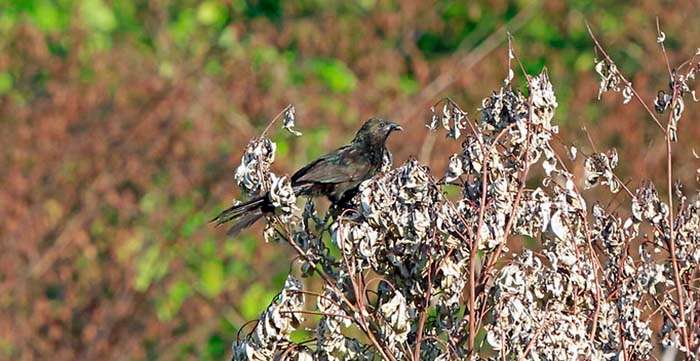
top-left (352, 117), bottom-right (403, 148)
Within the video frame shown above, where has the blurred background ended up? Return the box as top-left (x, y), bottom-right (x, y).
top-left (1, 0), bottom-right (699, 360)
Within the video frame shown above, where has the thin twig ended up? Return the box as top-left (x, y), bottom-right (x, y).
top-left (399, 1), bottom-right (540, 132)
top-left (655, 18), bottom-right (692, 353)
top-left (413, 261), bottom-right (434, 360)
top-left (260, 104), bottom-right (293, 138)
top-left (585, 22), bottom-right (667, 133)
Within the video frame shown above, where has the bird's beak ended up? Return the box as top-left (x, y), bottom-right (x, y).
top-left (388, 122), bottom-right (403, 132)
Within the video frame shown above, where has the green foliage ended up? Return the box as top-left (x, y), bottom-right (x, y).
top-left (197, 1), bottom-right (228, 27)
top-left (309, 58), bottom-right (358, 93)
top-left (243, 0), bottom-right (282, 21)
top-left (398, 75), bottom-right (419, 95)
top-left (157, 280), bottom-right (193, 321)
top-left (139, 191), bottom-right (162, 215)
top-left (0, 72), bottom-right (13, 95)
top-left (289, 329), bottom-right (312, 343)
top-left (199, 258), bottom-right (225, 297)
top-left (169, 9), bottom-right (198, 47)
top-left (135, 244), bottom-right (172, 291)
top-left (181, 212), bottom-right (207, 238)
top-left (300, 126), bottom-right (330, 162)
top-left (240, 283), bottom-right (277, 320)
top-left (79, 0), bottom-right (117, 33)
top-left (205, 333), bottom-right (227, 360)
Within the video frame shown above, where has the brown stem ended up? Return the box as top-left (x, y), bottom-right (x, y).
top-left (655, 17), bottom-right (693, 354)
top-left (468, 133), bottom-right (492, 354)
top-left (413, 261), bottom-right (433, 360)
top-left (463, 123), bottom-right (517, 355)
top-left (665, 91), bottom-right (691, 352)
top-left (520, 319), bottom-right (553, 360)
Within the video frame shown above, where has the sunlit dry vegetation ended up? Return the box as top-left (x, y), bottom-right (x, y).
top-left (1, 1), bottom-right (699, 360)
top-left (226, 23), bottom-right (700, 359)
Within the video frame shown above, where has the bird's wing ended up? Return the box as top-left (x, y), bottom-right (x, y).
top-left (291, 145), bottom-right (371, 185)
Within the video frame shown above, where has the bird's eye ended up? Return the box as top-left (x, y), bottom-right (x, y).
top-left (380, 120), bottom-right (386, 127)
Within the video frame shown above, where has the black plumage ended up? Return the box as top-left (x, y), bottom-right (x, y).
top-left (212, 117), bottom-right (402, 236)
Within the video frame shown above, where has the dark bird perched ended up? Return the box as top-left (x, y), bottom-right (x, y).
top-left (212, 117), bottom-right (403, 236)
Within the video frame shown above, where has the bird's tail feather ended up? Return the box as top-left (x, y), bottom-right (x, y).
top-left (211, 196), bottom-right (266, 226)
top-left (226, 209), bottom-right (264, 237)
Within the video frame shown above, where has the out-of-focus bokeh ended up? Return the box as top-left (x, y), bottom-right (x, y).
top-left (1, 1), bottom-right (698, 359)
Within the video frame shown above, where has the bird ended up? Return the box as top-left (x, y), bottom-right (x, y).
top-left (212, 117), bottom-right (403, 236)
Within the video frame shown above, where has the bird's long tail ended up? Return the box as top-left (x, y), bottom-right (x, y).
top-left (211, 196), bottom-right (266, 236)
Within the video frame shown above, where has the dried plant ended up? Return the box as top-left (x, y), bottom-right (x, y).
top-left (222, 23), bottom-right (700, 360)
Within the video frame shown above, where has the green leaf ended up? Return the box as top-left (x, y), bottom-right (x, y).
top-left (181, 212), bottom-right (206, 238)
top-left (398, 75), bottom-right (419, 95)
top-left (302, 126), bottom-right (329, 161)
top-left (139, 191), bottom-right (160, 214)
top-left (204, 59), bottom-right (222, 76)
top-left (289, 329), bottom-right (312, 343)
top-left (30, 0), bottom-right (65, 32)
top-left (170, 9), bottom-right (197, 46)
top-left (156, 280), bottom-right (192, 320)
top-left (217, 27), bottom-right (238, 49)
top-left (574, 52), bottom-right (594, 72)
top-left (240, 284), bottom-right (275, 319)
top-left (272, 133), bottom-right (289, 158)
top-left (309, 58), bottom-right (358, 93)
top-left (200, 238), bottom-right (217, 258)
top-left (173, 196), bottom-right (195, 216)
top-left (135, 244), bottom-right (171, 291)
top-left (205, 334), bottom-right (227, 360)
top-left (197, 1), bottom-right (227, 27)
top-left (0, 73), bottom-right (12, 95)
top-left (251, 46), bottom-right (280, 70)
top-left (200, 259), bottom-right (224, 297)
top-left (80, 0), bottom-right (117, 33)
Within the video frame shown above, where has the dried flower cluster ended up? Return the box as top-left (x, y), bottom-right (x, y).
top-left (595, 58), bottom-right (633, 104)
top-left (233, 276), bottom-right (308, 360)
top-left (225, 30), bottom-right (700, 360)
top-left (234, 138), bottom-right (277, 196)
top-left (651, 58), bottom-right (699, 141)
top-left (427, 98), bottom-right (469, 139)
